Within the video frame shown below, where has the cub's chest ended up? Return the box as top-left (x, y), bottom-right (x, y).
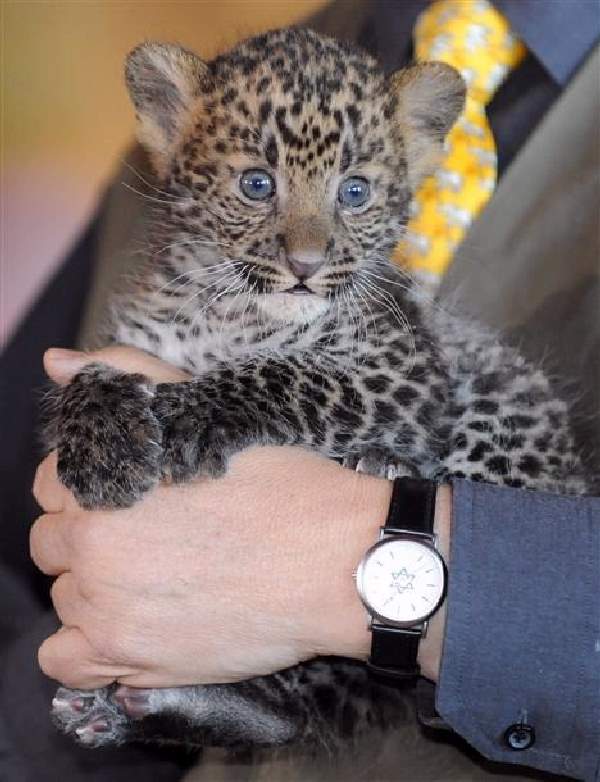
top-left (114, 308), bottom-right (321, 377)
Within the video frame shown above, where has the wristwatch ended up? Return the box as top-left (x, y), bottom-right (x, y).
top-left (355, 477), bottom-right (447, 678)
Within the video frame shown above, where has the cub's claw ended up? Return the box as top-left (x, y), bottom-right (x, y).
top-left (344, 448), bottom-right (417, 479)
top-left (75, 717), bottom-right (111, 745)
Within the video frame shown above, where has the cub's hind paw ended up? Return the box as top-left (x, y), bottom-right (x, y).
top-left (52, 684), bottom-right (202, 748)
top-left (52, 686), bottom-right (132, 748)
top-left (51, 364), bottom-right (163, 508)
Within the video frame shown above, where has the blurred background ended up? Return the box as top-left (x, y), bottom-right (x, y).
top-left (2, 0), bottom-right (329, 346)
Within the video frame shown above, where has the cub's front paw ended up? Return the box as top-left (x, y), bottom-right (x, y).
top-left (51, 364), bottom-right (163, 508)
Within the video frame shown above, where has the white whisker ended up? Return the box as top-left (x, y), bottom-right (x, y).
top-left (170, 268), bottom-right (242, 325)
top-left (154, 262), bottom-right (244, 300)
top-left (121, 181), bottom-right (183, 207)
top-left (153, 239), bottom-right (228, 258)
top-left (121, 161), bottom-right (178, 201)
top-left (217, 271), bottom-right (250, 345)
top-left (187, 267), bottom-right (249, 334)
top-left (352, 280), bottom-right (379, 349)
top-left (357, 273), bottom-right (417, 371)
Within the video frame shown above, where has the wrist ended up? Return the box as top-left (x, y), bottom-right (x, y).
top-left (315, 472), bottom-right (392, 660)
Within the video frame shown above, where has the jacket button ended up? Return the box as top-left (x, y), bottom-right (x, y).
top-left (504, 723), bottom-right (535, 751)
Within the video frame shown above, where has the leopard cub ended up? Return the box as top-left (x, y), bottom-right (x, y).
top-left (48, 27), bottom-right (586, 753)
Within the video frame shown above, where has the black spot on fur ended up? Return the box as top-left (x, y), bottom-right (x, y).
top-left (393, 385), bottom-right (419, 405)
top-left (340, 141), bottom-right (352, 173)
top-left (468, 441), bottom-right (493, 462)
top-left (473, 399), bottom-right (499, 415)
top-left (221, 87), bottom-right (238, 106)
top-left (518, 454), bottom-right (542, 477)
top-left (501, 414), bottom-right (537, 429)
top-left (346, 104), bottom-right (360, 128)
top-left (363, 374), bottom-right (391, 394)
top-left (256, 76), bottom-right (271, 95)
top-left (374, 400), bottom-right (396, 425)
top-left (486, 456), bottom-right (510, 476)
top-left (265, 136), bottom-right (278, 167)
top-left (259, 100), bottom-right (272, 124)
top-left (453, 433), bottom-right (468, 450)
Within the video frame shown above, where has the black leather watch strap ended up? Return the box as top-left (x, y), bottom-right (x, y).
top-left (367, 477), bottom-right (438, 679)
top-left (384, 476), bottom-right (437, 536)
top-left (369, 624), bottom-right (421, 678)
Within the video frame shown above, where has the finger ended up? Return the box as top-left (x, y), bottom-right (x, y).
top-left (33, 451), bottom-right (73, 512)
top-left (93, 346), bottom-right (191, 381)
top-left (44, 346), bottom-right (189, 385)
top-left (30, 512), bottom-right (72, 575)
top-left (50, 572), bottom-right (86, 627)
top-left (38, 626), bottom-right (132, 690)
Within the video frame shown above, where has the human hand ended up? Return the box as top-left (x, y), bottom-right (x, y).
top-left (42, 345), bottom-right (190, 385)
top-left (32, 346), bottom-right (395, 690)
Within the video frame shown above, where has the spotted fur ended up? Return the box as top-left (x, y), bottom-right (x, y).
top-left (47, 29), bottom-right (587, 753)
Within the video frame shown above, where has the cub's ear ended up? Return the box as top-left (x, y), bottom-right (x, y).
top-left (388, 62), bottom-right (466, 189)
top-left (125, 42), bottom-right (209, 177)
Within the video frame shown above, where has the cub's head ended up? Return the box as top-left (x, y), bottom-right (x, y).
top-left (126, 28), bottom-right (464, 323)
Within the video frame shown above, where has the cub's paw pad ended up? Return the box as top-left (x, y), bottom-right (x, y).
top-left (53, 364), bottom-right (163, 508)
top-left (52, 689), bottom-right (97, 716)
top-left (52, 686), bottom-right (132, 748)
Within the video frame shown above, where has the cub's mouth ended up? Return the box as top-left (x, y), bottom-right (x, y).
top-left (284, 282), bottom-right (314, 295)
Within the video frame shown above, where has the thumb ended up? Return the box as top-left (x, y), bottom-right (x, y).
top-left (44, 346), bottom-right (190, 385)
top-left (44, 349), bottom-right (92, 386)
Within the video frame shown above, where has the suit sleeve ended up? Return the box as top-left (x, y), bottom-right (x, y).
top-left (435, 479), bottom-right (600, 781)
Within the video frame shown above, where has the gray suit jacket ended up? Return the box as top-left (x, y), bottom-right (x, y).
top-left (441, 45), bottom-right (600, 481)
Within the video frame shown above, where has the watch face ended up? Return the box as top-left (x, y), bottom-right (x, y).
top-left (356, 537), bottom-right (446, 626)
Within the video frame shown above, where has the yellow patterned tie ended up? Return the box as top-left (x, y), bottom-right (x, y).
top-left (395, 0), bottom-right (525, 284)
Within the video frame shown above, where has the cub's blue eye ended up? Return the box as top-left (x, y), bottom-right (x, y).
top-left (338, 176), bottom-right (370, 208)
top-left (240, 169), bottom-right (275, 201)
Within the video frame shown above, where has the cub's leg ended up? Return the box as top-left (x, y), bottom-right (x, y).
top-left (439, 344), bottom-right (586, 494)
top-left (52, 660), bottom-right (410, 750)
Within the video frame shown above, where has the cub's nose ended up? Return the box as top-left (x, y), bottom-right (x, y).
top-left (287, 251), bottom-right (325, 281)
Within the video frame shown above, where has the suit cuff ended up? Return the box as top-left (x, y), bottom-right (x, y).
top-left (435, 479), bottom-right (600, 781)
